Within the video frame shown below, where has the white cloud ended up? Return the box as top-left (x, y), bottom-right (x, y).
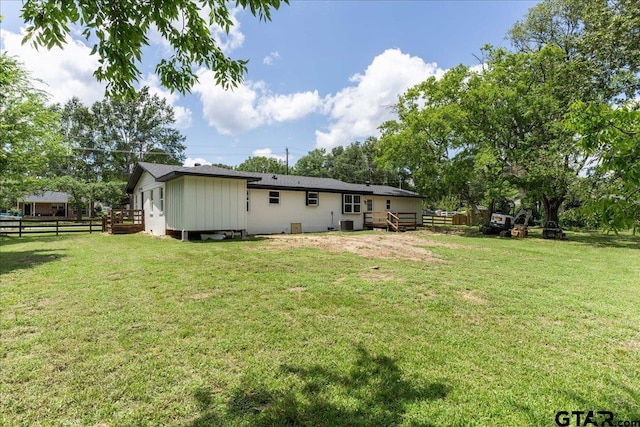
top-left (193, 69), bottom-right (322, 135)
top-left (258, 91), bottom-right (322, 122)
top-left (140, 73), bottom-right (193, 129)
top-left (263, 51), bottom-right (280, 65)
top-left (252, 148), bottom-right (287, 162)
top-left (1, 29), bottom-right (105, 105)
top-left (183, 157), bottom-right (212, 167)
top-left (315, 48), bottom-right (445, 149)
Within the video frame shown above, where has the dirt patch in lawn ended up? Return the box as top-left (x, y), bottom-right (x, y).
top-left (259, 231), bottom-right (447, 262)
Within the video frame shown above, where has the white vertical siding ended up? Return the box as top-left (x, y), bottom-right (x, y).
top-left (179, 176), bottom-right (247, 231)
top-left (166, 178), bottom-right (184, 231)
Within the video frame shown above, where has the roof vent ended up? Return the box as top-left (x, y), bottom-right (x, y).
top-left (272, 175), bottom-right (278, 179)
top-left (365, 181), bottom-right (370, 186)
top-left (194, 163), bottom-right (201, 167)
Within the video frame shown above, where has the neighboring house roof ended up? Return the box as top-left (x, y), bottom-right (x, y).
top-left (127, 162), bottom-right (423, 198)
top-left (19, 191), bottom-right (69, 203)
top-left (126, 162), bottom-right (263, 193)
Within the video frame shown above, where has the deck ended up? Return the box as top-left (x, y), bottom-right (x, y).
top-left (106, 209), bottom-right (144, 234)
top-left (363, 211), bottom-right (419, 232)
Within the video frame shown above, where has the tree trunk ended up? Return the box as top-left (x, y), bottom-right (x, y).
top-left (542, 195), bottom-right (565, 226)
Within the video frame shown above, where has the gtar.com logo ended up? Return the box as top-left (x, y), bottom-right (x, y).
top-left (554, 411), bottom-right (640, 427)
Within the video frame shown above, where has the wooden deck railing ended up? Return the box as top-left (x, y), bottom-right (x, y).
top-left (106, 209), bottom-right (144, 234)
top-left (363, 211), bottom-right (418, 232)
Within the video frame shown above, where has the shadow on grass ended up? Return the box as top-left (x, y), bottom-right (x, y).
top-left (0, 244), bottom-right (67, 275)
top-left (422, 226), bottom-right (640, 250)
top-left (188, 345), bottom-right (449, 427)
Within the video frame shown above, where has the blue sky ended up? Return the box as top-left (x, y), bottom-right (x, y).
top-left (1, 0), bottom-right (539, 167)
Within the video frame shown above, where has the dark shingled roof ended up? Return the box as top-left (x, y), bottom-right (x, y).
top-left (126, 162), bottom-right (423, 198)
top-left (247, 172), bottom-right (422, 198)
top-left (126, 162), bottom-right (262, 193)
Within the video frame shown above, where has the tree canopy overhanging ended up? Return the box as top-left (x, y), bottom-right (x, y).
top-left (19, 0), bottom-right (289, 97)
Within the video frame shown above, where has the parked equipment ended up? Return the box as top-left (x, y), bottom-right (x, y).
top-left (542, 221), bottom-right (566, 240)
top-left (481, 206), bottom-right (532, 238)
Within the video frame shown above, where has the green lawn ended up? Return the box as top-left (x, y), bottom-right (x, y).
top-left (1, 230), bottom-right (639, 426)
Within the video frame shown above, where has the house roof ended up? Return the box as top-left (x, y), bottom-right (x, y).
top-left (247, 173), bottom-right (423, 198)
top-left (127, 162), bottom-right (423, 198)
top-left (126, 162), bottom-right (262, 193)
top-left (20, 191), bottom-right (69, 203)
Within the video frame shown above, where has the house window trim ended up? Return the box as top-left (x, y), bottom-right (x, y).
top-left (269, 191), bottom-right (280, 205)
top-left (306, 191), bottom-right (319, 207)
top-left (365, 199), bottom-right (373, 212)
top-left (342, 194), bottom-right (361, 214)
top-left (149, 189), bottom-right (154, 217)
top-left (386, 199), bottom-right (391, 210)
top-left (159, 187), bottom-right (164, 216)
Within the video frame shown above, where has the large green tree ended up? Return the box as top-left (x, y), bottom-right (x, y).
top-left (378, 65), bottom-right (473, 206)
top-left (62, 87), bottom-right (186, 181)
top-left (464, 46), bottom-right (593, 224)
top-left (20, 0), bottom-right (288, 96)
top-left (293, 139), bottom-right (403, 187)
top-left (236, 156), bottom-right (287, 174)
top-left (0, 54), bottom-right (65, 207)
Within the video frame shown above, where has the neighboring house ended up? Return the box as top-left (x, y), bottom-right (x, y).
top-left (126, 162), bottom-right (424, 237)
top-left (16, 191), bottom-right (89, 217)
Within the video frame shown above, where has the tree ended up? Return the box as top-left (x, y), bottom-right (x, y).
top-left (293, 139), bottom-right (403, 186)
top-left (293, 148), bottom-right (331, 178)
top-left (56, 97), bottom-right (98, 181)
top-left (0, 54), bottom-right (65, 207)
top-left (236, 156), bottom-right (287, 174)
top-left (509, 0), bottom-right (640, 230)
top-left (49, 176), bottom-right (127, 219)
top-left (567, 101), bottom-right (640, 233)
top-left (378, 66), bottom-right (485, 207)
top-left (464, 46), bottom-right (594, 225)
top-left (79, 87), bottom-right (186, 181)
top-left (20, 0), bottom-right (289, 96)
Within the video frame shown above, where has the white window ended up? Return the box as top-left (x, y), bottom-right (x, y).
top-left (306, 191), bottom-right (319, 206)
top-left (365, 199), bottom-right (373, 212)
top-left (269, 191), bottom-right (280, 205)
top-left (386, 199), bottom-right (391, 210)
top-left (159, 188), bottom-right (164, 215)
top-left (343, 194), bottom-right (361, 214)
top-left (149, 189), bottom-right (154, 216)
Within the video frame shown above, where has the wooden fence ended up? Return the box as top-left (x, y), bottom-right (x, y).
top-left (422, 214), bottom-right (468, 227)
top-left (0, 217), bottom-right (104, 237)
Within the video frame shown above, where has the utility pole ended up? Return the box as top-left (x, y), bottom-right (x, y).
top-left (285, 147), bottom-right (289, 175)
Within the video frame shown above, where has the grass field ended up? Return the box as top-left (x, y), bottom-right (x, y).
top-left (1, 229), bottom-right (639, 426)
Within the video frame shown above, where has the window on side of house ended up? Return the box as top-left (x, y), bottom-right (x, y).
top-left (306, 191), bottom-right (319, 206)
top-left (149, 189), bottom-right (154, 216)
top-left (386, 199), bottom-right (391, 210)
top-left (269, 191), bottom-right (280, 205)
top-left (159, 188), bottom-right (164, 215)
top-left (343, 194), bottom-right (361, 214)
top-left (246, 190), bottom-right (250, 212)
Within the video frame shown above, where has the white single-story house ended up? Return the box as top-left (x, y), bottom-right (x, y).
top-left (126, 162), bottom-right (424, 237)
